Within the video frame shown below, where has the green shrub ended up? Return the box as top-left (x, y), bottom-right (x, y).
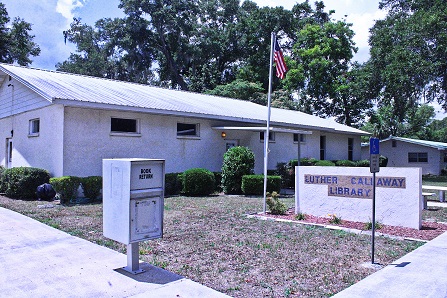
top-left (0, 166), bottom-right (5, 192)
top-left (276, 162), bottom-right (294, 188)
top-left (379, 155), bottom-right (388, 167)
top-left (213, 172), bottom-right (223, 193)
top-left (314, 160), bottom-right (335, 166)
top-left (50, 176), bottom-right (82, 204)
top-left (355, 160), bottom-right (370, 167)
top-left (2, 167), bottom-right (50, 199)
top-left (182, 168), bottom-right (215, 196)
top-left (221, 146), bottom-right (255, 194)
top-left (165, 173), bottom-right (183, 196)
top-left (295, 213), bottom-right (307, 220)
top-left (81, 176), bottom-right (102, 200)
top-left (289, 158), bottom-right (318, 167)
top-left (364, 220), bottom-right (383, 230)
top-left (328, 213), bottom-right (342, 224)
top-left (241, 175), bottom-right (281, 195)
top-left (266, 191), bottom-right (288, 215)
top-left (335, 160), bottom-right (356, 167)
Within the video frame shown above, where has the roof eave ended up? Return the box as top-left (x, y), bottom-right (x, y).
top-left (0, 64), bottom-right (54, 102)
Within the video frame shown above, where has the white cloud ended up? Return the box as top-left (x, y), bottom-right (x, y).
top-left (56, 0), bottom-right (86, 23)
top-left (348, 10), bottom-right (387, 49)
top-left (347, 9), bottom-right (387, 62)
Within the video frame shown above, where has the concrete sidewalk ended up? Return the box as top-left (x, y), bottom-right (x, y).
top-left (333, 231), bottom-right (447, 298)
top-left (0, 207), bottom-right (229, 298)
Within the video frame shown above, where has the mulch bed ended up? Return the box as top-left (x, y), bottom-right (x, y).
top-left (257, 209), bottom-right (447, 241)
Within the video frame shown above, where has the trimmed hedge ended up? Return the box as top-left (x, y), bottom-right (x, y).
top-left (165, 172), bottom-right (183, 196)
top-left (50, 176), bottom-right (102, 204)
top-left (213, 172), bottom-right (223, 193)
top-left (314, 160), bottom-right (336, 166)
top-left (241, 175), bottom-right (281, 195)
top-left (221, 146), bottom-right (255, 194)
top-left (182, 168), bottom-right (215, 196)
top-left (355, 160), bottom-right (370, 167)
top-left (81, 176), bottom-right (102, 201)
top-left (0, 166), bottom-right (5, 192)
top-left (2, 167), bottom-right (50, 199)
top-left (335, 160), bottom-right (356, 167)
top-left (50, 176), bottom-right (82, 204)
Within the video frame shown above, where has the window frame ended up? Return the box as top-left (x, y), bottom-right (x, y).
top-left (293, 133), bottom-right (306, 143)
top-left (260, 131), bottom-right (275, 142)
top-left (110, 117), bottom-right (140, 136)
top-left (28, 118), bottom-right (40, 137)
top-left (408, 152), bottom-right (428, 163)
top-left (177, 122), bottom-right (200, 139)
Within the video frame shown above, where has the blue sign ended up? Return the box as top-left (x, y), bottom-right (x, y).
top-left (370, 138), bottom-right (380, 155)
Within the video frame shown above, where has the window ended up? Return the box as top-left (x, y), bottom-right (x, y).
top-left (260, 131), bottom-right (275, 142)
top-left (293, 134), bottom-right (306, 143)
top-left (320, 136), bottom-right (326, 160)
top-left (177, 123), bottom-right (199, 137)
top-left (392, 140), bottom-right (397, 147)
top-left (348, 138), bottom-right (354, 161)
top-left (408, 152), bottom-right (428, 163)
top-left (7, 139), bottom-right (12, 164)
top-left (29, 118), bottom-right (40, 136)
top-left (111, 117), bottom-right (139, 133)
top-left (444, 153), bottom-right (447, 163)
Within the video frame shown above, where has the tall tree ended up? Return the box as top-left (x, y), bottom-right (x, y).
top-left (424, 117), bottom-right (447, 142)
top-left (57, 17), bottom-right (156, 84)
top-left (286, 13), bottom-right (362, 125)
top-left (362, 104), bottom-right (436, 139)
top-left (0, 3), bottom-right (40, 66)
top-left (119, 0), bottom-right (200, 90)
top-left (369, 0), bottom-right (447, 118)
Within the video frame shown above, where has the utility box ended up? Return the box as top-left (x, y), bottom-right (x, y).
top-left (103, 158), bottom-right (165, 245)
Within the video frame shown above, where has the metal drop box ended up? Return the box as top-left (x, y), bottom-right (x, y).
top-left (103, 158), bottom-right (165, 245)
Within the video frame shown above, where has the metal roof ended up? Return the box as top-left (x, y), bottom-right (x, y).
top-left (0, 63), bottom-right (367, 135)
top-left (383, 136), bottom-right (447, 150)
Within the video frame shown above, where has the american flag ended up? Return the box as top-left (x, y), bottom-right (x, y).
top-left (274, 40), bottom-right (287, 79)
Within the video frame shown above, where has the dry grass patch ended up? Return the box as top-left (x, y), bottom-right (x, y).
top-left (0, 195), bottom-right (424, 297)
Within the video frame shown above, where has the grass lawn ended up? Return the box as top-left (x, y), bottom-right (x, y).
top-left (422, 176), bottom-right (447, 202)
top-left (423, 175), bottom-right (447, 187)
top-left (0, 194), bottom-right (428, 297)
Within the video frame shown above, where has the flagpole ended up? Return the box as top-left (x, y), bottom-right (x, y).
top-left (263, 32), bottom-right (275, 214)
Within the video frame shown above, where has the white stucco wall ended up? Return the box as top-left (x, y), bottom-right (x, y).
top-left (62, 107), bottom-right (231, 176)
top-left (0, 78), bottom-right (63, 176)
top-left (0, 105), bottom-right (65, 176)
top-left (0, 92), bottom-right (365, 178)
top-left (62, 106), bottom-right (365, 177)
top-left (323, 133), bottom-right (362, 161)
top-left (362, 140), bottom-right (443, 175)
top-left (0, 116), bottom-right (12, 166)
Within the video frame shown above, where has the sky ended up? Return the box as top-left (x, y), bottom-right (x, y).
top-left (1, 0), bottom-right (386, 70)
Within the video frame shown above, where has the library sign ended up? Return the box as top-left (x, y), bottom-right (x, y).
top-left (304, 174), bottom-right (406, 199)
top-left (296, 166), bottom-right (422, 229)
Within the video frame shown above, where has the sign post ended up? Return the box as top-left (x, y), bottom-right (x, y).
top-left (369, 137), bottom-right (380, 264)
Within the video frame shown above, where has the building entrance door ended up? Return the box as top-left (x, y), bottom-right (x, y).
top-left (225, 140), bottom-right (239, 151)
